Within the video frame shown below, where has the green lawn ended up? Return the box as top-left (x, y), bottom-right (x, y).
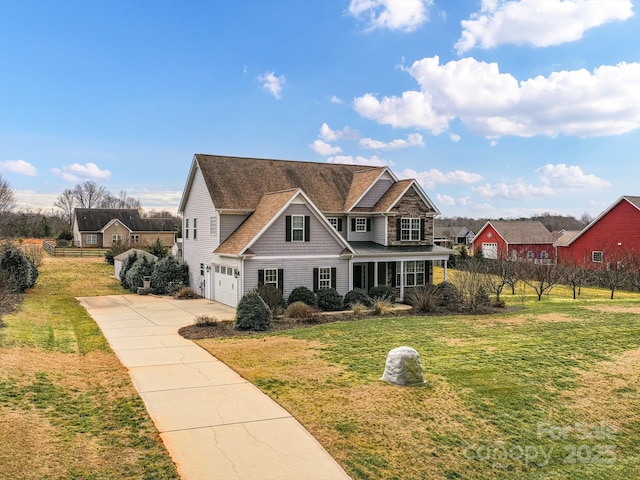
top-left (199, 289), bottom-right (640, 479)
top-left (0, 255), bottom-right (179, 480)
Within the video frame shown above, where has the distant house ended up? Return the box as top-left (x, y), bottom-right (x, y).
top-left (178, 154), bottom-right (453, 307)
top-left (472, 220), bottom-right (556, 262)
top-left (556, 196), bottom-right (640, 268)
top-left (434, 226), bottom-right (475, 249)
top-left (72, 208), bottom-right (177, 248)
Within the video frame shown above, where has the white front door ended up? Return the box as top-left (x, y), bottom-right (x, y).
top-left (214, 266), bottom-right (238, 307)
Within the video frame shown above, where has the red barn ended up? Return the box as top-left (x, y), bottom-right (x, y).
top-left (472, 221), bottom-right (556, 262)
top-left (557, 196), bottom-right (640, 268)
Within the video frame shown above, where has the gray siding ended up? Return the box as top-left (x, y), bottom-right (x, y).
top-left (250, 204), bottom-right (344, 256)
top-left (182, 166), bottom-right (217, 297)
top-left (348, 216), bottom-right (373, 242)
top-left (372, 216), bottom-right (386, 245)
top-left (243, 257), bottom-right (349, 299)
top-left (220, 214), bottom-right (249, 244)
top-left (355, 178), bottom-right (393, 208)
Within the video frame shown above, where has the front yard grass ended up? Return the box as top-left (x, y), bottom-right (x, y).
top-left (198, 288), bottom-right (640, 479)
top-left (0, 255), bottom-right (178, 479)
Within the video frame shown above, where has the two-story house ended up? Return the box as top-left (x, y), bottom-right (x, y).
top-left (178, 154), bottom-right (452, 307)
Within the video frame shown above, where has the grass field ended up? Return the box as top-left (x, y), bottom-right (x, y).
top-left (0, 255), bottom-right (178, 479)
top-left (198, 275), bottom-right (640, 479)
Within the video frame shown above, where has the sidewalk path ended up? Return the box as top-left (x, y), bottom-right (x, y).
top-left (78, 294), bottom-right (350, 480)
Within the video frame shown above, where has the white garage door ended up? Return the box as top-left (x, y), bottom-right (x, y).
top-left (482, 242), bottom-right (498, 259)
top-left (214, 266), bottom-right (238, 307)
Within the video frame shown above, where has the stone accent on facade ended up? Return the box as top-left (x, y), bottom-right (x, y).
top-left (387, 187), bottom-right (436, 246)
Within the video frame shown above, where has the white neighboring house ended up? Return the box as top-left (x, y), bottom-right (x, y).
top-left (178, 154), bottom-right (453, 307)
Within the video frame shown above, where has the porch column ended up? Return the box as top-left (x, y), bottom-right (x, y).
top-left (373, 261), bottom-right (378, 287)
top-left (399, 261), bottom-right (404, 301)
top-left (444, 259), bottom-right (448, 282)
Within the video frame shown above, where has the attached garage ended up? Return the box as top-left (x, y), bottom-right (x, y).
top-left (213, 265), bottom-right (238, 307)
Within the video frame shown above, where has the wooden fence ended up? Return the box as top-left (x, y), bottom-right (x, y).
top-left (43, 240), bottom-right (108, 258)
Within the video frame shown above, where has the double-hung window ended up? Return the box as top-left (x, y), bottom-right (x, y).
top-left (400, 218), bottom-right (421, 241)
top-left (292, 215), bottom-right (304, 241)
top-left (193, 218), bottom-right (198, 240)
top-left (264, 269), bottom-right (278, 288)
top-left (86, 234), bottom-right (97, 245)
top-left (112, 234), bottom-right (121, 243)
top-left (404, 261), bottom-right (425, 287)
top-left (185, 219), bottom-right (189, 239)
top-left (318, 267), bottom-right (332, 289)
top-left (592, 251), bottom-right (603, 263)
top-left (355, 218), bottom-right (367, 232)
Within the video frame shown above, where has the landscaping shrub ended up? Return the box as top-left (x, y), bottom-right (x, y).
top-left (174, 287), bottom-right (201, 299)
top-left (285, 301), bottom-right (318, 321)
top-left (368, 285), bottom-right (396, 304)
top-left (57, 230), bottom-right (73, 241)
top-left (0, 244), bottom-right (38, 292)
top-left (105, 239), bottom-right (129, 265)
top-left (343, 288), bottom-right (373, 309)
top-left (287, 286), bottom-right (316, 307)
top-left (351, 302), bottom-right (367, 318)
top-left (234, 292), bottom-right (271, 331)
top-left (405, 285), bottom-right (442, 313)
top-left (194, 315), bottom-right (218, 327)
top-left (316, 288), bottom-right (344, 312)
top-left (371, 297), bottom-right (393, 316)
top-left (125, 255), bottom-right (156, 293)
top-left (119, 251), bottom-right (139, 290)
top-left (147, 238), bottom-right (169, 259)
top-left (255, 284), bottom-right (285, 315)
top-left (150, 256), bottom-right (189, 295)
top-left (433, 281), bottom-right (461, 310)
top-left (474, 285), bottom-right (491, 311)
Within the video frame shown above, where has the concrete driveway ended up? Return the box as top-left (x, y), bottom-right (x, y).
top-left (78, 294), bottom-right (350, 480)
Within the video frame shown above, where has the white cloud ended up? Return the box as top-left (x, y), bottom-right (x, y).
top-left (355, 56), bottom-right (640, 138)
top-left (329, 95), bottom-right (343, 104)
top-left (52, 162), bottom-right (111, 182)
top-left (456, 0), bottom-right (634, 54)
top-left (360, 133), bottom-right (424, 150)
top-left (258, 71), bottom-right (286, 99)
top-left (536, 163), bottom-right (610, 189)
top-left (449, 133), bottom-right (461, 142)
top-left (14, 190), bottom-right (58, 211)
top-left (319, 123), bottom-right (358, 142)
top-left (309, 139), bottom-right (343, 156)
top-left (474, 181), bottom-right (554, 200)
top-left (0, 159), bottom-right (37, 176)
top-left (327, 155), bottom-right (388, 166)
top-left (348, 0), bottom-right (432, 32)
top-left (436, 193), bottom-right (456, 206)
top-left (402, 167), bottom-right (482, 189)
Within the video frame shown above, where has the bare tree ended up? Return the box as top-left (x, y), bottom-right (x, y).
top-left (73, 181), bottom-right (108, 208)
top-left (54, 188), bottom-right (76, 228)
top-left (0, 175), bottom-right (16, 235)
top-left (101, 191), bottom-right (141, 209)
top-left (520, 261), bottom-right (565, 301)
top-left (485, 256), bottom-right (524, 303)
top-left (562, 258), bottom-right (596, 299)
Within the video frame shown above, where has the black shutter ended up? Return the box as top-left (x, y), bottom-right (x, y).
top-left (313, 268), bottom-right (319, 291)
top-left (285, 216), bottom-right (292, 242)
top-left (258, 269), bottom-right (264, 286)
top-left (396, 219), bottom-right (401, 241)
top-left (351, 218), bottom-right (356, 231)
top-left (304, 216), bottom-right (310, 242)
top-left (331, 267), bottom-right (337, 289)
top-left (277, 269), bottom-right (284, 292)
top-left (390, 262), bottom-right (397, 287)
top-left (420, 218), bottom-right (425, 241)
top-left (366, 218), bottom-right (371, 231)
top-left (337, 218), bottom-right (343, 231)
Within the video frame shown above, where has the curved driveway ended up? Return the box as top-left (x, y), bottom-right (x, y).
top-left (78, 294), bottom-right (350, 480)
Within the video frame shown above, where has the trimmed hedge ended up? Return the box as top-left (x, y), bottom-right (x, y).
top-left (287, 286), bottom-right (316, 307)
top-left (235, 292), bottom-right (272, 331)
top-left (151, 256), bottom-right (189, 294)
top-left (316, 288), bottom-right (343, 312)
top-left (344, 288), bottom-right (373, 309)
top-left (368, 285), bottom-right (396, 304)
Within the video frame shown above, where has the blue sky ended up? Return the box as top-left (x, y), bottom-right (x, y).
top-left (1, 0), bottom-right (639, 219)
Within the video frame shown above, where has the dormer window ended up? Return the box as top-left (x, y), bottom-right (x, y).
top-left (285, 215), bottom-right (310, 242)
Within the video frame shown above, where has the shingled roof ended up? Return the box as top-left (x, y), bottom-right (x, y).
top-left (485, 221), bottom-right (555, 244)
top-left (191, 155), bottom-right (385, 212)
top-left (74, 209), bottom-right (177, 232)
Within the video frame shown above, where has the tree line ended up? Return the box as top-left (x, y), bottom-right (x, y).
top-left (0, 175), bottom-right (177, 239)
top-left (437, 213), bottom-right (593, 234)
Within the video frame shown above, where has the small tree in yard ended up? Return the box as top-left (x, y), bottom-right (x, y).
top-left (520, 261), bottom-right (564, 301)
top-left (120, 250), bottom-right (139, 290)
top-left (235, 292), bottom-right (271, 331)
top-left (105, 239), bottom-right (130, 265)
top-left (0, 244), bottom-right (38, 292)
top-left (125, 255), bottom-right (156, 292)
top-left (596, 252), bottom-right (635, 300)
top-left (562, 259), bottom-right (596, 299)
top-left (148, 238), bottom-right (169, 259)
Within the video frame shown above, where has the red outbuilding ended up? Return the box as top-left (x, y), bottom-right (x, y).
top-left (556, 196), bottom-right (640, 268)
top-left (472, 221), bottom-right (556, 262)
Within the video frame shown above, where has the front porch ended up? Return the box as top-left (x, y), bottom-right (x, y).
top-left (348, 242), bottom-right (453, 300)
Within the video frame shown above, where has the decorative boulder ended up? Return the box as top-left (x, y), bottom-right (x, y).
top-left (381, 346), bottom-right (425, 386)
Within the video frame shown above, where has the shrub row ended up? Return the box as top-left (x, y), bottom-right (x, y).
top-left (0, 243), bottom-right (38, 293)
top-left (119, 251), bottom-right (189, 295)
